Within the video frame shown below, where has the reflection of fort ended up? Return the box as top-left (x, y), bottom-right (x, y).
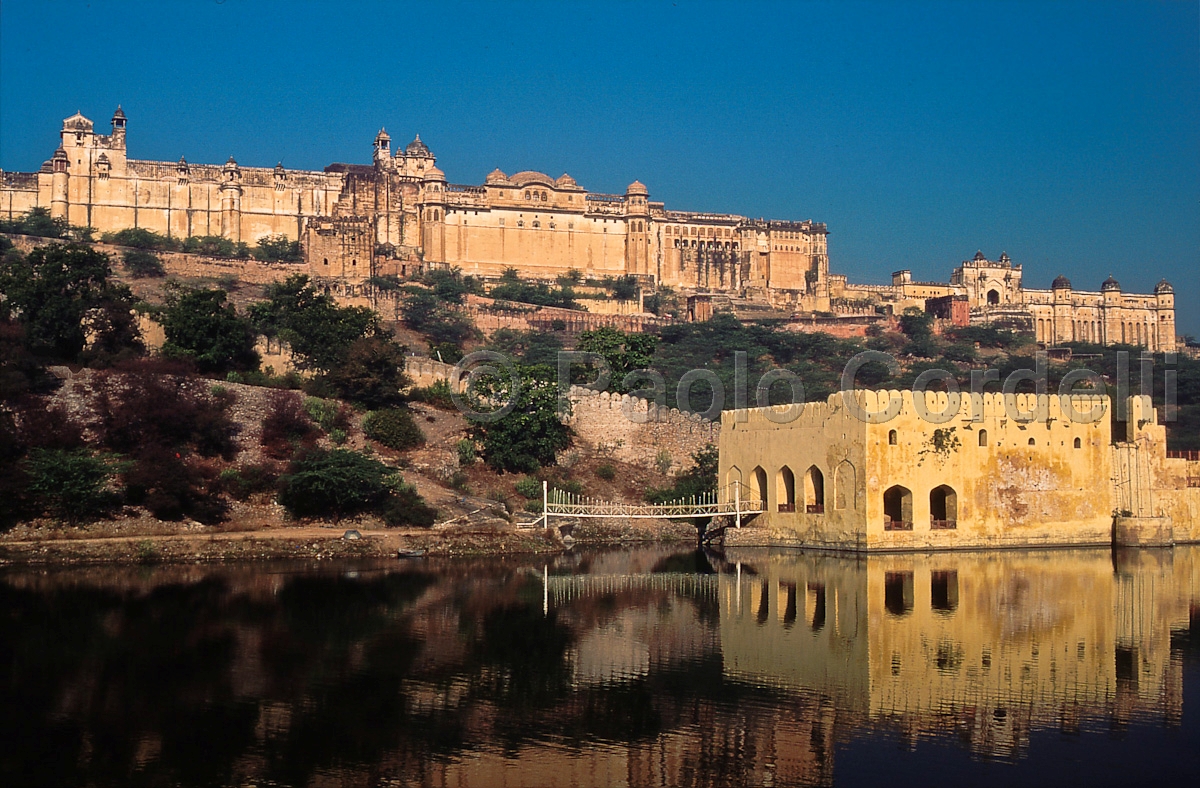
top-left (719, 547), bottom-right (1200, 759)
top-left (4, 547), bottom-right (1198, 786)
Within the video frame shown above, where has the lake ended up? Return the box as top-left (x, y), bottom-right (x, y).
top-left (2, 545), bottom-right (1198, 787)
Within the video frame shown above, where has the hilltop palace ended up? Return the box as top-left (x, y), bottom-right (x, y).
top-left (0, 108), bottom-right (1176, 350)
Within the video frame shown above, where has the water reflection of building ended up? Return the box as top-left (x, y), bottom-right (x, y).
top-left (6, 548), bottom-right (1198, 787)
top-left (719, 547), bottom-right (1200, 760)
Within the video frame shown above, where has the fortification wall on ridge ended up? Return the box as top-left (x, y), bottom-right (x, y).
top-left (564, 385), bottom-right (718, 472)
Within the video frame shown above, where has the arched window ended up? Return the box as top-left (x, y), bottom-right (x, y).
top-left (930, 485), bottom-right (957, 528)
top-left (750, 466), bottom-right (768, 508)
top-left (351, 259), bottom-right (357, 267)
top-left (978, 429), bottom-right (988, 447)
top-left (888, 429), bottom-right (898, 445)
top-left (883, 485), bottom-right (912, 530)
top-left (323, 258), bottom-right (328, 266)
top-left (834, 461), bottom-right (855, 510)
top-left (805, 466), bottom-right (825, 513)
top-left (1074, 437), bottom-right (1082, 449)
top-left (525, 190), bottom-right (531, 199)
top-left (776, 466), bottom-right (795, 512)
top-left (1028, 437), bottom-right (1036, 446)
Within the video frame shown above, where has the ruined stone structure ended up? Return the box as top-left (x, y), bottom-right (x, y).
top-left (718, 390), bottom-right (1200, 550)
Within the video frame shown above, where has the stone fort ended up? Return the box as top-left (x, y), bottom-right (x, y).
top-left (0, 108), bottom-right (1176, 350)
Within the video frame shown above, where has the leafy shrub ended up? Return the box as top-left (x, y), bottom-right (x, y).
top-left (94, 362), bottom-right (239, 459)
top-left (0, 207), bottom-right (70, 239)
top-left (514, 476), bottom-right (542, 499)
top-left (304, 397), bottom-right (350, 432)
top-left (407, 379), bottom-right (457, 410)
top-left (645, 444), bottom-right (718, 504)
top-left (122, 444), bottom-right (227, 523)
top-left (362, 408), bottom-right (424, 451)
top-left (102, 227), bottom-right (178, 251)
top-left (329, 428), bottom-right (347, 445)
top-left (380, 480), bottom-right (438, 527)
top-left (596, 463), bottom-right (616, 481)
top-left (122, 249), bottom-right (166, 278)
top-left (457, 439), bottom-right (475, 466)
top-left (277, 448), bottom-right (391, 521)
top-left (217, 463), bottom-right (279, 501)
top-left (654, 448), bottom-right (672, 475)
top-left (23, 448), bottom-right (123, 524)
top-left (260, 390), bottom-right (318, 459)
top-left (253, 234), bottom-right (302, 262)
top-left (447, 470), bottom-right (470, 491)
top-left (181, 235), bottom-right (250, 259)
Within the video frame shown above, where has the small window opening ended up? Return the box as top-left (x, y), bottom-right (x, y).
top-left (978, 429), bottom-right (988, 447)
top-left (888, 430), bottom-right (898, 445)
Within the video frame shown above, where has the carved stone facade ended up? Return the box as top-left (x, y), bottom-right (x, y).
top-left (1, 110), bottom-right (829, 301)
top-left (1, 111), bottom-right (1175, 348)
top-left (829, 251), bottom-right (1176, 351)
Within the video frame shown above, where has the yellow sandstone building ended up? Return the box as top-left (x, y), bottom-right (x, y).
top-left (718, 391), bottom-right (1199, 550)
top-left (0, 108), bottom-right (1176, 349)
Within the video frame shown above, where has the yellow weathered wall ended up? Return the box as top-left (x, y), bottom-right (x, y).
top-left (720, 391), bottom-right (1117, 550)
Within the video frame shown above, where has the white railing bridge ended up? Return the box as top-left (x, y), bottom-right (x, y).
top-left (532, 481), bottom-right (764, 529)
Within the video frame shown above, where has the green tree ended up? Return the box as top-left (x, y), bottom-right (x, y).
top-left (253, 234), bottom-right (302, 262)
top-left (421, 267), bottom-right (480, 304)
top-left (489, 268), bottom-right (579, 309)
top-left (80, 283), bottom-right (144, 366)
top-left (101, 227), bottom-right (178, 251)
top-left (23, 447), bottom-right (123, 524)
top-left (0, 207), bottom-right (70, 239)
top-left (250, 274), bottom-right (381, 369)
top-left (160, 287), bottom-right (259, 373)
top-left (319, 336), bottom-right (410, 409)
top-left (122, 249), bottom-right (166, 278)
top-left (181, 235), bottom-right (250, 258)
top-left (277, 448), bottom-right (391, 521)
top-left (575, 326), bottom-right (658, 393)
top-left (400, 288), bottom-right (477, 348)
top-left (468, 368), bottom-right (571, 473)
top-left (0, 242), bottom-right (115, 360)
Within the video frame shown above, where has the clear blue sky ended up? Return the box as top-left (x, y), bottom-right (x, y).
top-left (2, 0), bottom-right (1197, 335)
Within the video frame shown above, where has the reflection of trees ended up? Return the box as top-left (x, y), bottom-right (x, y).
top-left (2, 556), bottom-right (835, 787)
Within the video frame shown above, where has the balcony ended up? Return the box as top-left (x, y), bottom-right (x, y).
top-left (884, 519), bottom-right (913, 531)
top-left (930, 519), bottom-right (957, 530)
top-left (806, 504), bottom-right (825, 514)
top-left (777, 503), bottom-right (796, 513)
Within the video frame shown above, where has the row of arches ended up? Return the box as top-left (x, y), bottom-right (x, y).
top-left (733, 463), bottom-right (857, 513)
top-left (1034, 317), bottom-right (1158, 348)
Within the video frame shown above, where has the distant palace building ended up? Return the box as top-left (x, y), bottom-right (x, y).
top-left (0, 108), bottom-right (1176, 349)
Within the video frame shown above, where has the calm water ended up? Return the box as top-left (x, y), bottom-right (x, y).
top-left (2, 546), bottom-right (1199, 787)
